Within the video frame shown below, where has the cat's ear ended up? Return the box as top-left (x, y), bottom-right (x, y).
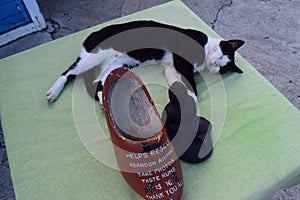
top-left (231, 63), bottom-right (243, 74)
top-left (221, 40), bottom-right (245, 55)
top-left (220, 63), bottom-right (243, 74)
top-left (228, 40), bottom-right (245, 54)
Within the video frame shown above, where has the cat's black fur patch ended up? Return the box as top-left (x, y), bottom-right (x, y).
top-left (83, 21), bottom-right (208, 53)
top-left (128, 48), bottom-right (197, 94)
top-left (127, 48), bottom-right (165, 63)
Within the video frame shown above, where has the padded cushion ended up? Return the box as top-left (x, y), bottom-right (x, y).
top-left (1, 0), bottom-right (300, 199)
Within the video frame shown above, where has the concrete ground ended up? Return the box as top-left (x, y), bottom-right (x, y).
top-left (0, 0), bottom-right (299, 199)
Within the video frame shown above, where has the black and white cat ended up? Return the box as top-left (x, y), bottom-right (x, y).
top-left (46, 20), bottom-right (244, 104)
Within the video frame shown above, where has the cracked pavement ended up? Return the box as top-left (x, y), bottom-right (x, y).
top-left (0, 0), bottom-right (299, 199)
top-left (210, 0), bottom-right (233, 30)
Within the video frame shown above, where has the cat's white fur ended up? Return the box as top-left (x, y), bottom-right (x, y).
top-left (46, 36), bottom-right (225, 104)
top-left (203, 37), bottom-right (230, 73)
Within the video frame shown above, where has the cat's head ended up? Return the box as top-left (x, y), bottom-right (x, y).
top-left (205, 39), bottom-right (245, 74)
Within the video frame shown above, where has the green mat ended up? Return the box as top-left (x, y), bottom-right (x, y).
top-left (1, 0), bottom-right (300, 199)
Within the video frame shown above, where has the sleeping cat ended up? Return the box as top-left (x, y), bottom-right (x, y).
top-left (46, 20), bottom-right (244, 104)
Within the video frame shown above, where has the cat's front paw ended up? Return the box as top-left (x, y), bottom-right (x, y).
top-left (46, 77), bottom-right (66, 103)
top-left (46, 90), bottom-right (58, 103)
top-left (46, 87), bottom-right (61, 103)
